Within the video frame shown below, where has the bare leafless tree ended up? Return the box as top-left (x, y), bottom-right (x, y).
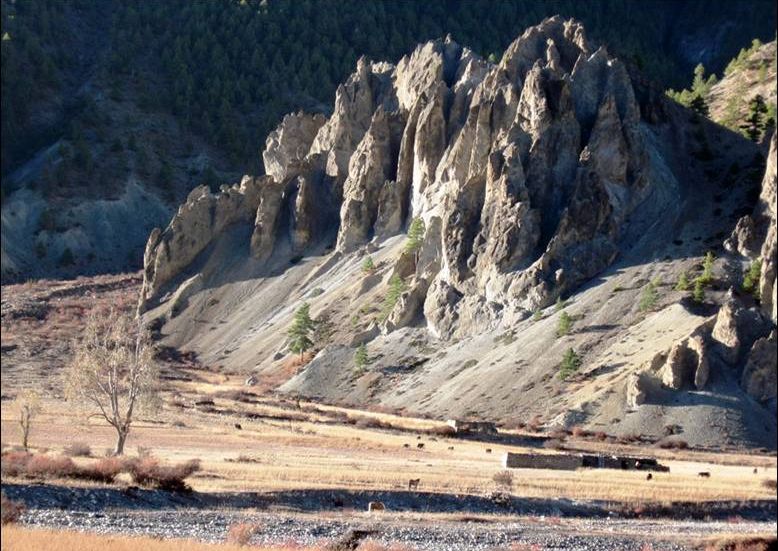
top-left (15, 390), bottom-right (40, 450)
top-left (65, 309), bottom-right (158, 455)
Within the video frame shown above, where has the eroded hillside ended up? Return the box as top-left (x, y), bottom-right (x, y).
top-left (138, 18), bottom-right (777, 449)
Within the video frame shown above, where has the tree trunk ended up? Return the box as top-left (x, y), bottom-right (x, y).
top-left (114, 428), bottom-right (128, 456)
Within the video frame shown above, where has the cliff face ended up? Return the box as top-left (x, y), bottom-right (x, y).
top-left (139, 18), bottom-right (777, 448)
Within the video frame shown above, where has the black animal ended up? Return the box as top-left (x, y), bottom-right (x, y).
top-left (408, 478), bottom-right (420, 490)
top-left (448, 446), bottom-right (454, 450)
top-left (753, 467), bottom-right (759, 474)
top-left (698, 471), bottom-right (711, 478)
top-left (234, 423), bottom-right (242, 430)
top-left (485, 448), bottom-right (492, 453)
top-left (646, 473), bottom-right (653, 481)
top-left (403, 443), bottom-right (410, 448)
top-left (417, 442), bottom-right (425, 449)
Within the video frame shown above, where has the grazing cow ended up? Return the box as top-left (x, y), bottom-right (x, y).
top-left (698, 471), bottom-right (711, 478)
top-left (416, 435), bottom-right (422, 440)
top-left (485, 448), bottom-right (492, 453)
top-left (234, 423), bottom-right (242, 430)
top-left (367, 501), bottom-right (385, 512)
top-left (417, 443), bottom-right (425, 449)
top-left (408, 478), bottom-right (420, 490)
top-left (753, 468), bottom-right (758, 474)
top-left (646, 473), bottom-right (653, 481)
top-left (403, 443), bottom-right (410, 448)
top-left (448, 446), bottom-right (454, 451)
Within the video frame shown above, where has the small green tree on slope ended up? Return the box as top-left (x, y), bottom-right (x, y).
top-left (288, 302), bottom-right (315, 359)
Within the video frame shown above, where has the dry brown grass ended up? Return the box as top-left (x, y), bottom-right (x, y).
top-left (1, 494), bottom-right (24, 525)
top-left (0, 525), bottom-right (328, 550)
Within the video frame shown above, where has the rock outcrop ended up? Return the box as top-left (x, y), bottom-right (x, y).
top-left (756, 134), bottom-right (777, 322)
top-left (660, 334), bottom-right (710, 390)
top-left (741, 329), bottom-right (777, 407)
top-left (139, 16), bottom-right (766, 342)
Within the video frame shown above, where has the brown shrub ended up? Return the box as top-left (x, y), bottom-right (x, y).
top-left (594, 431), bottom-right (608, 441)
top-left (1, 493), bottom-right (24, 525)
top-left (127, 457), bottom-right (201, 491)
top-left (426, 425), bottom-right (456, 437)
top-left (226, 522), bottom-right (261, 546)
top-left (549, 429), bottom-right (569, 440)
top-left (73, 457), bottom-right (127, 483)
top-left (63, 442), bottom-right (92, 457)
top-left (704, 536), bottom-right (777, 551)
top-left (527, 416), bottom-right (543, 432)
top-left (657, 438), bottom-right (689, 450)
top-left (24, 455), bottom-right (76, 478)
top-left (761, 479), bottom-right (777, 490)
top-left (0, 451), bottom-right (32, 477)
top-left (571, 426), bottom-right (591, 438)
top-left (352, 416), bottom-right (392, 430)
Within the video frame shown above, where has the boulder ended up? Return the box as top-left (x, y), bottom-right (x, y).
top-left (741, 330), bottom-right (777, 404)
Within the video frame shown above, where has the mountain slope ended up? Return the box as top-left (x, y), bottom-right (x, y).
top-left (138, 18), bottom-right (777, 450)
top-left (1, 1), bottom-right (776, 281)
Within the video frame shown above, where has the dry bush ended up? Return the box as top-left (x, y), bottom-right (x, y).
top-left (657, 438), bottom-right (689, 450)
top-left (543, 438), bottom-right (565, 450)
top-left (63, 442), bottom-right (92, 457)
top-left (127, 457), bottom-right (201, 491)
top-left (24, 455), bottom-right (76, 479)
top-left (594, 431), bottom-right (608, 441)
top-left (226, 522), bottom-right (261, 546)
top-left (761, 479), bottom-right (777, 490)
top-left (571, 426), bottom-right (590, 438)
top-left (73, 457), bottom-right (127, 483)
top-left (352, 416), bottom-right (392, 430)
top-left (492, 470), bottom-right (514, 490)
top-left (0, 451), bottom-right (32, 477)
top-left (1, 494), bottom-right (24, 525)
top-left (548, 429), bottom-right (569, 440)
top-left (527, 416), bottom-right (543, 432)
top-left (425, 425), bottom-right (456, 437)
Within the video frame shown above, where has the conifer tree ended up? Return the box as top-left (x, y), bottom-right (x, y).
top-left (288, 302), bottom-right (315, 359)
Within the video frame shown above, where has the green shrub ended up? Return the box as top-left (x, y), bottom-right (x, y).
top-left (556, 311), bottom-right (573, 338)
top-left (354, 343), bottom-right (370, 372)
top-left (699, 251), bottom-right (715, 284)
top-left (675, 272), bottom-right (690, 291)
top-left (743, 259), bottom-right (761, 297)
top-left (381, 274), bottom-right (407, 321)
top-left (559, 348), bottom-right (582, 380)
top-left (361, 255), bottom-right (376, 274)
top-left (404, 218), bottom-right (425, 254)
top-left (693, 278), bottom-right (705, 303)
top-left (639, 280), bottom-right (659, 312)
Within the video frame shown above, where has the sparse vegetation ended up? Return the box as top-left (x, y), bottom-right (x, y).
top-left (741, 94), bottom-right (770, 141)
top-left (532, 309), bottom-right (543, 321)
top-left (492, 470), bottom-right (514, 491)
top-left (288, 303), bottom-right (315, 360)
top-left (354, 343), bottom-right (370, 373)
top-left (14, 390), bottom-right (40, 451)
top-left (65, 309), bottom-right (159, 455)
top-left (63, 442), bottom-right (92, 458)
top-left (559, 348), bottom-right (582, 380)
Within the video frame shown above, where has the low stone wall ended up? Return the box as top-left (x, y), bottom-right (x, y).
top-left (503, 452), bottom-right (669, 472)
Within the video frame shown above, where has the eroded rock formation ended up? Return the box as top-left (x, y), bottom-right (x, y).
top-left (140, 17), bottom-right (673, 332)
